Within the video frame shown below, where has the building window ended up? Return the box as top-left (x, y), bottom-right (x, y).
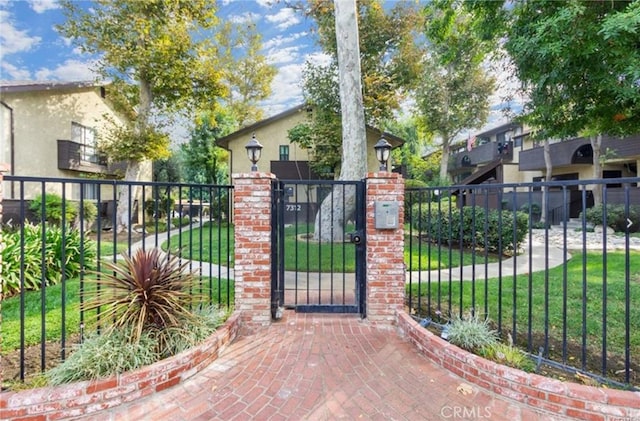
top-left (279, 145), bottom-right (289, 161)
top-left (603, 170), bottom-right (622, 188)
top-left (82, 183), bottom-right (98, 200)
top-left (72, 122), bottom-right (98, 163)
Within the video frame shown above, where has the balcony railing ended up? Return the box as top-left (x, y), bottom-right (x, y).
top-left (450, 140), bottom-right (513, 172)
top-left (57, 139), bottom-right (124, 176)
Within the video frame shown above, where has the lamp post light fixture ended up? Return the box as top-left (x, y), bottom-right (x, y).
top-left (245, 133), bottom-right (263, 172)
top-left (374, 137), bottom-right (392, 171)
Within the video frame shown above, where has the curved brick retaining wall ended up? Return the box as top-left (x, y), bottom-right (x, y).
top-left (397, 311), bottom-right (640, 421)
top-left (0, 312), bottom-right (240, 421)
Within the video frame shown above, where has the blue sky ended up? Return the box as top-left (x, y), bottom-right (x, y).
top-left (0, 0), bottom-right (328, 116)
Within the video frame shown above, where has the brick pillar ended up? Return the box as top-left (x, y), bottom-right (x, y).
top-left (365, 172), bottom-right (405, 325)
top-left (232, 172), bottom-right (275, 330)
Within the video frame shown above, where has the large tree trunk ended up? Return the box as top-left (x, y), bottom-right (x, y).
top-left (115, 160), bottom-right (142, 232)
top-left (590, 134), bottom-right (603, 206)
top-left (439, 136), bottom-right (451, 181)
top-left (314, 0), bottom-right (366, 242)
top-left (540, 139), bottom-right (552, 225)
top-left (115, 76), bottom-right (152, 233)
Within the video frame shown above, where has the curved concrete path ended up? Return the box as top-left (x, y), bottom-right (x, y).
top-left (81, 312), bottom-right (566, 421)
top-left (128, 228), bottom-right (568, 285)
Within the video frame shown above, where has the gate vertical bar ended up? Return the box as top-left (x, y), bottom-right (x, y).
top-left (271, 180), bottom-right (284, 318)
top-left (355, 180), bottom-right (367, 316)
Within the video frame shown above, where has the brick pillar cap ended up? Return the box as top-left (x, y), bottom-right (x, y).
top-left (366, 171), bottom-right (402, 180)
top-left (232, 172), bottom-right (276, 181)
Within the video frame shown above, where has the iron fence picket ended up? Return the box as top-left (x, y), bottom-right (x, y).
top-left (2, 175), bottom-right (234, 382)
top-left (405, 177), bottom-right (640, 389)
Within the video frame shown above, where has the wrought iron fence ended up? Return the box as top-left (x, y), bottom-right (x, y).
top-left (405, 177), bottom-right (640, 389)
top-left (1, 175), bottom-right (234, 383)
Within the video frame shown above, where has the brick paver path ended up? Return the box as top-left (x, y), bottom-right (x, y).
top-left (88, 312), bottom-right (565, 420)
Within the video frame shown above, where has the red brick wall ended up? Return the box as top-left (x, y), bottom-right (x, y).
top-left (232, 172), bottom-right (275, 329)
top-left (365, 172), bottom-right (405, 325)
top-left (0, 313), bottom-right (240, 421)
top-left (397, 311), bottom-right (640, 421)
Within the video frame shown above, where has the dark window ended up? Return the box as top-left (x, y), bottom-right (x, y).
top-left (532, 176), bottom-right (544, 191)
top-left (279, 145), bottom-right (289, 161)
top-left (603, 170), bottom-right (622, 188)
top-left (514, 136), bottom-right (523, 148)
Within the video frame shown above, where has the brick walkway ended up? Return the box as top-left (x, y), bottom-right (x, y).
top-left (87, 312), bottom-right (566, 421)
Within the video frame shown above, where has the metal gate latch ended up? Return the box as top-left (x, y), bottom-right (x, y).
top-left (348, 230), bottom-right (363, 245)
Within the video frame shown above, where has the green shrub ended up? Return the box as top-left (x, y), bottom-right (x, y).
top-left (520, 202), bottom-right (541, 215)
top-left (172, 217), bottom-right (191, 227)
top-left (28, 194), bottom-right (97, 229)
top-left (1, 224), bottom-right (96, 296)
top-left (145, 196), bottom-right (175, 219)
top-left (446, 313), bottom-right (498, 352)
top-left (582, 204), bottom-right (640, 233)
top-left (29, 194), bottom-right (76, 225)
top-left (411, 204), bottom-right (528, 253)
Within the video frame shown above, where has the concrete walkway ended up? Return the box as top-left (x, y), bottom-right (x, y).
top-left (128, 228), bottom-right (569, 284)
top-left (82, 312), bottom-right (567, 421)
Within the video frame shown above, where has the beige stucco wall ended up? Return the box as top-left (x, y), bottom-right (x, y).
top-left (225, 107), bottom-right (393, 179)
top-left (0, 86), bottom-right (150, 199)
top-left (227, 108), bottom-right (312, 175)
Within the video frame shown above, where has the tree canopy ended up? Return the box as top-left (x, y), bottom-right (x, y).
top-left (414, 1), bottom-right (495, 181)
top-left (291, 0), bottom-right (425, 178)
top-left (504, 0), bottom-right (640, 140)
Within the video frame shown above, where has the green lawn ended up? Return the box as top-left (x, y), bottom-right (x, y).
top-left (164, 222), bottom-right (490, 272)
top-left (408, 251), bottom-right (640, 375)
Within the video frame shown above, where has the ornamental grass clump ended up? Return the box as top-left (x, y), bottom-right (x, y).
top-left (480, 342), bottom-right (534, 372)
top-left (446, 313), bottom-right (498, 352)
top-left (46, 248), bottom-right (224, 384)
top-left (83, 248), bottom-right (205, 347)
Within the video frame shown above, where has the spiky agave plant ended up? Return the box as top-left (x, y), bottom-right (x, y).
top-left (83, 248), bottom-right (205, 348)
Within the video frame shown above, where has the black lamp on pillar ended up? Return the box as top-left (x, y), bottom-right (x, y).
top-left (374, 137), bottom-right (392, 171)
top-left (245, 133), bottom-right (263, 172)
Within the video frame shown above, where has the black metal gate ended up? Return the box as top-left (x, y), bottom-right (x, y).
top-left (271, 180), bottom-right (366, 316)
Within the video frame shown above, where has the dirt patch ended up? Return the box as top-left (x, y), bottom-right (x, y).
top-left (1, 335), bottom-right (81, 390)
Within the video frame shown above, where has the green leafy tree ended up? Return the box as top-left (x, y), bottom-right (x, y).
top-left (181, 110), bottom-right (233, 187)
top-left (502, 0), bottom-right (640, 205)
top-left (414, 1), bottom-right (496, 182)
top-left (216, 22), bottom-right (277, 127)
top-left (58, 0), bottom-right (225, 231)
top-left (385, 117), bottom-right (434, 183)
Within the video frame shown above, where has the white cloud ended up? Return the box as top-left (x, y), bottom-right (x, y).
top-left (266, 45), bottom-right (300, 65)
top-left (263, 32), bottom-right (307, 50)
top-left (0, 10), bottom-right (42, 57)
top-left (0, 61), bottom-right (32, 80)
top-left (228, 11), bottom-right (260, 24)
top-left (255, 0), bottom-right (274, 8)
top-left (307, 51), bottom-right (331, 66)
top-left (34, 59), bottom-right (98, 81)
top-left (261, 62), bottom-right (305, 114)
top-left (265, 7), bottom-right (300, 30)
top-left (27, 0), bottom-right (60, 14)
